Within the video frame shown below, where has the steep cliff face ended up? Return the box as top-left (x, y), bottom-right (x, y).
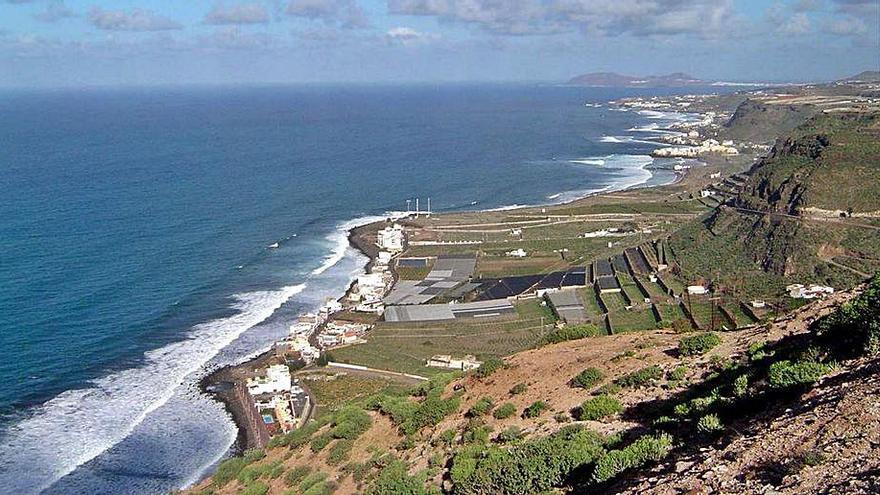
top-left (722, 98), bottom-right (816, 144)
top-left (737, 133), bottom-right (829, 215)
top-left (672, 111), bottom-right (879, 290)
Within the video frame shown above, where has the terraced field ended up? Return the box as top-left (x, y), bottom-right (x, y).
top-left (329, 302), bottom-right (555, 376)
top-left (608, 308), bottom-right (659, 333)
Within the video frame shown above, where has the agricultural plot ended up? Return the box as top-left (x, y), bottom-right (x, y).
top-left (722, 302), bottom-right (758, 328)
top-left (608, 308), bottom-right (659, 334)
top-left (475, 256), bottom-right (562, 278)
top-left (637, 277), bottom-right (670, 302)
top-left (578, 288), bottom-right (605, 319)
top-left (330, 305), bottom-right (553, 376)
top-left (617, 273), bottom-right (648, 304)
top-left (684, 299), bottom-right (728, 330)
top-left (514, 298), bottom-right (557, 321)
top-left (599, 291), bottom-right (628, 313)
top-left (550, 200), bottom-right (709, 216)
top-left (657, 273), bottom-right (686, 296)
top-left (639, 244), bottom-right (659, 270)
top-left (625, 247), bottom-right (651, 274)
top-left (656, 302), bottom-right (688, 325)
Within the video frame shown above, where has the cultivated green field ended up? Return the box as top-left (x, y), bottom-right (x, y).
top-left (329, 301), bottom-right (557, 376)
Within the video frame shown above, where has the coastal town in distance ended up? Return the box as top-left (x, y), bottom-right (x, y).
top-left (193, 73), bottom-right (880, 494)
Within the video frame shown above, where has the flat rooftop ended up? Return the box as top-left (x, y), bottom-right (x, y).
top-left (384, 299), bottom-right (515, 322)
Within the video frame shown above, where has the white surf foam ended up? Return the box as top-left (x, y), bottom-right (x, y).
top-left (569, 158), bottom-right (606, 166)
top-left (0, 283), bottom-right (307, 494)
top-left (310, 215), bottom-right (390, 276)
top-left (599, 135), bottom-right (670, 146)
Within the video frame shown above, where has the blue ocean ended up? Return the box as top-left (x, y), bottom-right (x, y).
top-left (0, 84), bottom-right (722, 494)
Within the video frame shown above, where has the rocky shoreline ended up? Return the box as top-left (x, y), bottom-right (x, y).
top-left (198, 220), bottom-right (385, 456)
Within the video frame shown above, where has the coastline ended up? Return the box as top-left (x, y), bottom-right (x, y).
top-left (194, 102), bottom-right (714, 475)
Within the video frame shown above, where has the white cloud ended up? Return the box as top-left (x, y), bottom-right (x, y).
top-left (779, 13), bottom-right (812, 34)
top-left (88, 7), bottom-right (182, 32)
top-left (34, 1), bottom-right (76, 22)
top-left (823, 16), bottom-right (867, 35)
top-left (387, 0), bottom-right (740, 38)
top-left (286, 0), bottom-right (369, 28)
top-left (384, 26), bottom-right (438, 45)
top-left (204, 3), bottom-right (270, 25)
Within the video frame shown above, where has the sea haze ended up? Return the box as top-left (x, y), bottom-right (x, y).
top-left (0, 84), bottom-right (721, 494)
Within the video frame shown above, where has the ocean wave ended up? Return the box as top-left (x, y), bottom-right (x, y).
top-left (572, 154), bottom-right (655, 192)
top-left (484, 203), bottom-right (533, 212)
top-left (599, 135), bottom-right (669, 146)
top-left (310, 215), bottom-right (390, 276)
top-left (0, 284), bottom-right (307, 494)
top-left (569, 158), bottom-right (606, 166)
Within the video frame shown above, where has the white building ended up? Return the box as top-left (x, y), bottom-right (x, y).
top-left (377, 224), bottom-right (405, 251)
top-left (687, 285), bottom-right (708, 295)
top-left (247, 364), bottom-right (292, 396)
top-left (426, 354), bottom-right (482, 371)
top-left (506, 248), bottom-right (527, 258)
top-left (787, 283), bottom-right (835, 299)
top-left (376, 251), bottom-right (393, 265)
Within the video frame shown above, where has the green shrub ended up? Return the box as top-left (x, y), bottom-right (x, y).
top-left (285, 466), bottom-right (312, 487)
top-left (299, 471), bottom-right (328, 493)
top-left (450, 425), bottom-right (606, 494)
top-left (554, 411), bottom-right (571, 423)
top-left (592, 433), bottom-right (673, 483)
top-left (542, 324), bottom-right (601, 344)
top-left (678, 332), bottom-right (722, 356)
top-left (768, 360), bottom-right (830, 390)
top-left (814, 275), bottom-right (880, 355)
top-left (697, 413), bottom-right (723, 434)
top-left (302, 480), bottom-right (336, 495)
top-left (242, 448), bottom-right (265, 464)
top-left (370, 392), bottom-right (459, 435)
top-left (411, 373), bottom-right (457, 397)
top-left (495, 426), bottom-right (524, 443)
top-left (522, 400), bottom-right (549, 418)
top-left (732, 374), bottom-right (749, 397)
top-left (239, 481), bottom-right (269, 495)
top-left (366, 460), bottom-right (433, 495)
top-left (343, 461), bottom-right (370, 482)
top-left (509, 383), bottom-right (527, 395)
top-left (461, 420), bottom-right (492, 445)
top-left (237, 464), bottom-right (264, 485)
top-left (328, 439), bottom-right (354, 465)
top-left (434, 429), bottom-right (456, 447)
top-left (571, 367), bottom-right (605, 389)
top-left (396, 436), bottom-right (416, 451)
top-left (593, 383), bottom-right (622, 396)
top-left (667, 366), bottom-right (687, 382)
top-left (614, 365), bottom-right (662, 388)
top-left (474, 357), bottom-right (506, 379)
top-left (577, 395), bottom-right (622, 421)
top-left (492, 402), bottom-right (517, 420)
top-left (467, 397), bottom-right (494, 417)
top-left (212, 457), bottom-right (248, 487)
top-left (269, 419), bottom-right (322, 449)
top-left (310, 432), bottom-right (333, 453)
top-left (330, 406), bottom-right (372, 440)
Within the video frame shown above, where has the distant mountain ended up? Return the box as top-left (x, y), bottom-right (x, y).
top-left (839, 70), bottom-right (880, 83)
top-left (567, 71), bottom-right (707, 87)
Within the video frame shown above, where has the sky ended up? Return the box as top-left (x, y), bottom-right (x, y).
top-left (0, 0), bottom-right (877, 87)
